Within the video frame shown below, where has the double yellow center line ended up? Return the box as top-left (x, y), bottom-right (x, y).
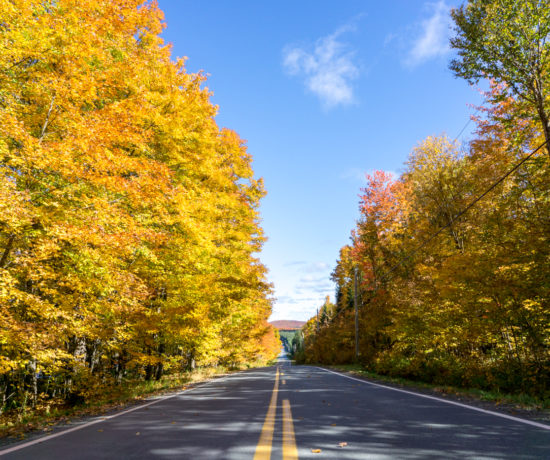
top-left (282, 398), bottom-right (298, 459)
top-left (254, 367), bottom-right (298, 460)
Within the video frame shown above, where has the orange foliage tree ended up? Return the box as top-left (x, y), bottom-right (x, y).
top-left (300, 90), bottom-right (549, 396)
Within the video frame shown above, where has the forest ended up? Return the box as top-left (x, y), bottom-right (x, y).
top-left (298, 0), bottom-right (550, 398)
top-left (0, 0), bottom-right (280, 417)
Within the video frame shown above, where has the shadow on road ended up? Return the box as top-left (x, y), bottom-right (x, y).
top-left (283, 365), bottom-right (550, 459)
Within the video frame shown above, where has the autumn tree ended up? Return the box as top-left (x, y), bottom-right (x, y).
top-left (0, 0), bottom-right (275, 413)
top-left (298, 0), bottom-right (550, 397)
top-left (301, 129), bottom-right (549, 394)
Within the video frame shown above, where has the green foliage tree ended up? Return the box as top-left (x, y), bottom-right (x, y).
top-left (450, 0), bottom-right (550, 153)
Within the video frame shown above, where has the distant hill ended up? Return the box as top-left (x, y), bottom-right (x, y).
top-left (270, 320), bottom-right (305, 330)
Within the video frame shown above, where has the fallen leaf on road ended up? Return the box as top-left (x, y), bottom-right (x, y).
top-left (311, 448), bottom-right (322, 453)
top-left (136, 432), bottom-right (140, 436)
top-left (171, 421), bottom-right (176, 424)
top-left (97, 429), bottom-right (103, 432)
top-left (338, 442), bottom-right (348, 447)
top-left (331, 423), bottom-right (337, 426)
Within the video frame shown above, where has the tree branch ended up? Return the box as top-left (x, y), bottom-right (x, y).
top-left (39, 95), bottom-right (56, 142)
top-left (0, 234), bottom-right (15, 269)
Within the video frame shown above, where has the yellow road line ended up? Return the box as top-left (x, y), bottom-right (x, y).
top-left (282, 399), bottom-right (299, 460)
top-left (254, 367), bottom-right (280, 460)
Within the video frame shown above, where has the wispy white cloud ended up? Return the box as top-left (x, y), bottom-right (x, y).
top-left (283, 26), bottom-right (360, 108)
top-left (283, 260), bottom-right (307, 267)
top-left (298, 274), bottom-right (327, 283)
top-left (270, 259), bottom-right (335, 321)
top-left (302, 262), bottom-right (330, 273)
top-left (406, 1), bottom-right (451, 67)
top-left (339, 167), bottom-right (368, 182)
top-left (384, 32), bottom-right (398, 47)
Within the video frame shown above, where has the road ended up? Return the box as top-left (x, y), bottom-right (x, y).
top-left (1, 356), bottom-right (549, 459)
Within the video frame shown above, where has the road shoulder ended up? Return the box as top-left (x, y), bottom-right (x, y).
top-left (311, 364), bottom-right (550, 426)
top-left (0, 368), bottom-right (238, 448)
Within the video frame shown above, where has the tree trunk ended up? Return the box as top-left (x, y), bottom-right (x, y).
top-left (28, 359), bottom-right (38, 408)
top-left (145, 364), bottom-right (154, 381)
top-left (154, 341), bottom-right (165, 380)
top-left (535, 96), bottom-right (550, 156)
top-left (86, 339), bottom-right (100, 374)
top-left (154, 363), bottom-right (163, 381)
top-left (0, 234), bottom-right (15, 268)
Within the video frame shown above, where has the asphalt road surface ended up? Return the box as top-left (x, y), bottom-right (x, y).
top-left (1, 356), bottom-right (549, 459)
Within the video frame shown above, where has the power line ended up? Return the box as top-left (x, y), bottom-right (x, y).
top-left (328, 138), bottom-right (547, 324)
top-left (376, 138), bottom-right (547, 285)
top-left (454, 117), bottom-right (473, 141)
top-left (453, 110), bottom-right (478, 142)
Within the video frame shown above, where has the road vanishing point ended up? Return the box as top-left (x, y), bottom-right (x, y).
top-left (0, 356), bottom-right (549, 459)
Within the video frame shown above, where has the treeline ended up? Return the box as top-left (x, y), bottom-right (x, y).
top-left (299, 0), bottom-right (550, 397)
top-left (0, 0), bottom-right (279, 414)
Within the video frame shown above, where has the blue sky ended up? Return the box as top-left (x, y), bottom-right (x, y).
top-left (158, 0), bottom-right (482, 321)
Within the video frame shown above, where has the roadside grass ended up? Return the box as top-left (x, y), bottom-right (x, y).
top-left (0, 360), bottom-right (270, 440)
top-left (318, 364), bottom-right (550, 411)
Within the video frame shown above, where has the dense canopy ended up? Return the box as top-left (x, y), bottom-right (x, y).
top-left (0, 0), bottom-right (278, 413)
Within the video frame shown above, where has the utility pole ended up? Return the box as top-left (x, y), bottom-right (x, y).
top-left (354, 266), bottom-right (359, 361)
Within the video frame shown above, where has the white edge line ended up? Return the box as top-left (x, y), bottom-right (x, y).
top-left (0, 373), bottom-right (234, 456)
top-left (314, 366), bottom-right (550, 431)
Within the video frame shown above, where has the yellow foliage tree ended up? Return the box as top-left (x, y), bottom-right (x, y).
top-left (0, 0), bottom-right (275, 410)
